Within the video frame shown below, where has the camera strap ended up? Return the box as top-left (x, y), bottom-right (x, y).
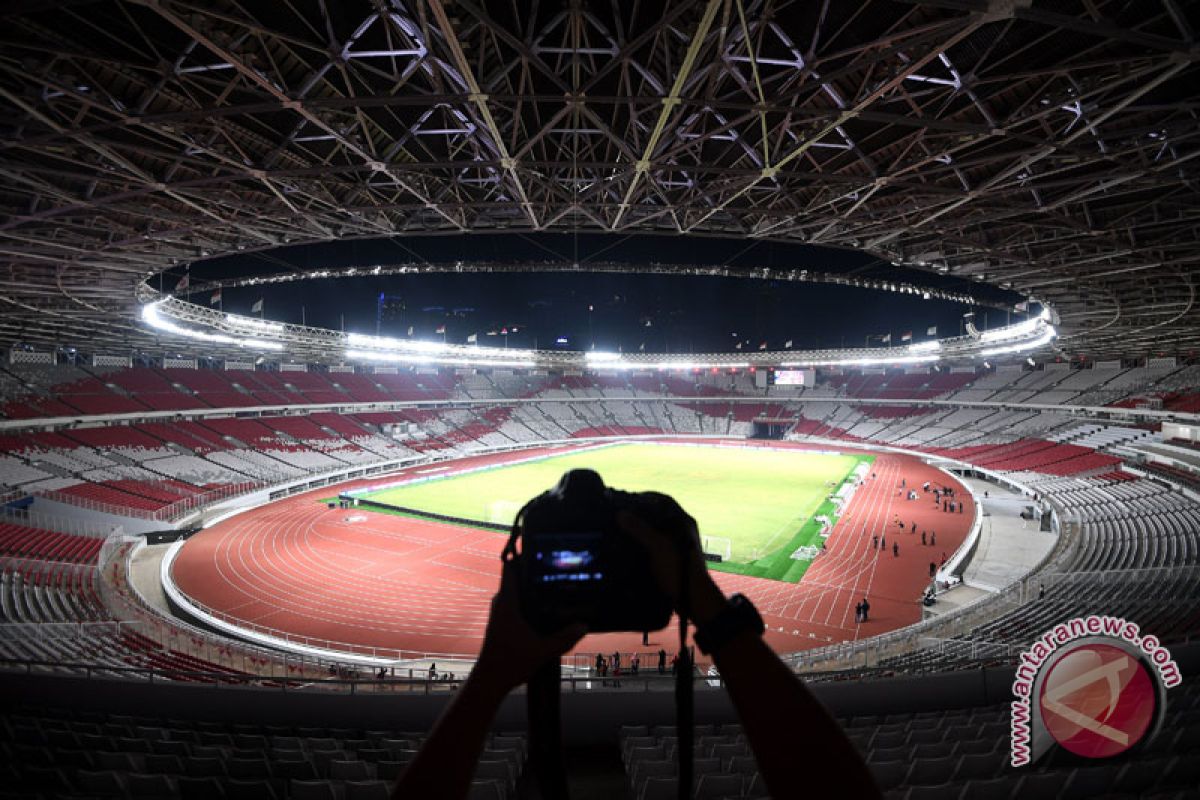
top-left (675, 553), bottom-right (693, 800)
top-left (527, 659), bottom-right (567, 799)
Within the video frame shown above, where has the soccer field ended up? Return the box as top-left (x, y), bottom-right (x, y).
top-left (353, 443), bottom-right (869, 582)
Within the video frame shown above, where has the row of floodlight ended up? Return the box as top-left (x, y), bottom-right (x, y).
top-left (141, 300), bottom-right (1056, 369)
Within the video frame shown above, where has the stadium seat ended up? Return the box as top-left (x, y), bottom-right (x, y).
top-left (727, 755), bottom-right (758, 776)
top-left (178, 775), bottom-right (226, 799)
top-left (1061, 764), bottom-right (1118, 799)
top-left (273, 759), bottom-right (319, 781)
top-left (344, 780), bottom-right (392, 800)
top-left (184, 758), bottom-right (225, 777)
top-left (904, 785), bottom-right (960, 800)
top-left (1014, 772), bottom-right (1069, 799)
top-left (17, 766), bottom-right (72, 794)
top-left (226, 757), bottom-right (271, 779)
top-left (95, 750), bottom-right (141, 771)
top-left (128, 772), bottom-right (177, 797)
top-left (1158, 755), bottom-right (1200, 789)
top-left (466, 779), bottom-right (505, 800)
top-left (373, 761), bottom-right (406, 781)
top-left (75, 769), bottom-right (127, 796)
top-left (639, 776), bottom-right (678, 800)
top-left (906, 756), bottom-right (957, 786)
top-left (629, 759), bottom-right (675, 795)
top-left (329, 760), bottom-right (372, 781)
top-left (290, 779), bottom-right (340, 800)
top-left (224, 778), bottom-right (280, 800)
top-left (869, 761), bottom-right (908, 792)
top-left (473, 760), bottom-right (514, 794)
top-left (958, 777), bottom-right (1014, 800)
top-left (694, 773), bottom-right (743, 799)
top-left (143, 754), bottom-right (184, 775)
top-left (952, 753), bottom-right (999, 782)
top-left (151, 740), bottom-right (190, 757)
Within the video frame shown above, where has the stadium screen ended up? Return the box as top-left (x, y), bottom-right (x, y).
top-left (772, 368), bottom-right (815, 386)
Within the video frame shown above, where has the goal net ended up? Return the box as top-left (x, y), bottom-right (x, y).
top-left (701, 535), bottom-right (733, 563)
top-left (484, 499), bottom-right (522, 526)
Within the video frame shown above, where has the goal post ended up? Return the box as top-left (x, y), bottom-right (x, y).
top-left (701, 535), bottom-right (733, 563)
top-left (484, 499), bottom-right (521, 526)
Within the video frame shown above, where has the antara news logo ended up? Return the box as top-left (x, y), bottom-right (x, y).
top-left (1010, 615), bottom-right (1181, 767)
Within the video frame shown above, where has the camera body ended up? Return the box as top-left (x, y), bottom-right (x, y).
top-left (513, 468), bottom-right (691, 634)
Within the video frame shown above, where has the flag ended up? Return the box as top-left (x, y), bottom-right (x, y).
top-left (784, 339), bottom-right (793, 349)
top-left (250, 298), bottom-right (263, 314)
top-left (175, 273), bottom-right (189, 292)
top-left (487, 330), bottom-right (498, 336)
top-left (511, 327), bottom-right (519, 333)
top-left (901, 331), bottom-right (912, 342)
top-left (639, 342), bottom-right (645, 351)
top-left (735, 342), bottom-right (743, 350)
top-left (407, 326), bottom-right (414, 336)
top-left (880, 333), bottom-right (891, 343)
top-left (644, 319), bottom-right (652, 327)
top-left (435, 324), bottom-right (446, 334)
top-left (758, 341), bottom-right (767, 350)
top-left (927, 326), bottom-right (938, 336)
top-left (209, 289), bottom-right (222, 305)
top-left (466, 333), bottom-right (477, 344)
top-left (501, 327), bottom-right (508, 335)
top-left (1015, 301), bottom-right (1029, 312)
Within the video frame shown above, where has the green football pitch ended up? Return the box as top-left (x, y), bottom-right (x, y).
top-left (351, 443), bottom-right (870, 582)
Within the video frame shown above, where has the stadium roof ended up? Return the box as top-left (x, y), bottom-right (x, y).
top-left (1, 0), bottom-right (1198, 359)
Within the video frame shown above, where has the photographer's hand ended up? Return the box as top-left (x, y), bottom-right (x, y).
top-left (618, 510), bottom-right (881, 800)
top-left (392, 560), bottom-right (585, 800)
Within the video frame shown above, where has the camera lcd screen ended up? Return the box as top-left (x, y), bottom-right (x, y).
top-left (531, 533), bottom-right (605, 584)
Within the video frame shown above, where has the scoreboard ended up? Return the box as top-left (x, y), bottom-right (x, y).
top-left (772, 368), bottom-right (815, 386)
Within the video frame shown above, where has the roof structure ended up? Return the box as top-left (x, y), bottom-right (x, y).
top-left (1, 0), bottom-right (1198, 358)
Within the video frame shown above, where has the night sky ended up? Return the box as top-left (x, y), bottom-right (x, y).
top-left (182, 233), bottom-right (1021, 354)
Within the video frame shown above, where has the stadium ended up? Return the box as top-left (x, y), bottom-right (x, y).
top-left (1, 1), bottom-right (1199, 798)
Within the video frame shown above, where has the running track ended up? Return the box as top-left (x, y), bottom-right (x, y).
top-left (171, 440), bottom-right (974, 663)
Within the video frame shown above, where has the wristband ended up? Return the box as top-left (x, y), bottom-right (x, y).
top-left (693, 593), bottom-right (764, 655)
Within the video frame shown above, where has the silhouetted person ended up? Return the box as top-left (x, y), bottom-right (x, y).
top-left (893, 542), bottom-right (899, 557)
top-left (657, 648), bottom-right (667, 674)
top-left (860, 597), bottom-right (870, 622)
top-left (393, 499), bottom-right (881, 800)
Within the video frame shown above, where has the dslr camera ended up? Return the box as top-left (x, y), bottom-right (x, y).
top-left (508, 468), bottom-right (696, 634)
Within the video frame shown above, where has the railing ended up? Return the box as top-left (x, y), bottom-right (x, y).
top-left (0, 505), bottom-right (124, 538)
top-left (0, 619), bottom-right (147, 638)
top-left (914, 637), bottom-right (1025, 662)
top-left (36, 481), bottom-right (264, 523)
top-left (0, 655), bottom-right (727, 692)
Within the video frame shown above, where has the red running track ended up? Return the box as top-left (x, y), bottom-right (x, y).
top-left (170, 440), bottom-right (974, 663)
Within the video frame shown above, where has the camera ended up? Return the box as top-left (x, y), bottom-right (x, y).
top-left (510, 468), bottom-right (695, 634)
